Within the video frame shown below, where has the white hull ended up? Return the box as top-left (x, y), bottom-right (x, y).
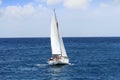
top-left (48, 57), bottom-right (69, 65)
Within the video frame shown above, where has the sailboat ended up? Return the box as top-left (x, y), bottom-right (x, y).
top-left (48, 9), bottom-right (69, 65)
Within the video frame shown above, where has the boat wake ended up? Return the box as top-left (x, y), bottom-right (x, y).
top-left (35, 64), bottom-right (48, 67)
top-left (68, 63), bottom-right (74, 65)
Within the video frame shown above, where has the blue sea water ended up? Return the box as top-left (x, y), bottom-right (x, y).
top-left (0, 37), bottom-right (120, 80)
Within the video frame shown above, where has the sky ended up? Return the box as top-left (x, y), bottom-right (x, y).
top-left (0, 0), bottom-right (120, 37)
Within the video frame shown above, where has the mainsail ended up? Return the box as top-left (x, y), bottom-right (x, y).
top-left (50, 10), bottom-right (67, 57)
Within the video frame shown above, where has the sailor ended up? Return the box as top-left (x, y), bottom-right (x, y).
top-left (50, 57), bottom-right (53, 60)
top-left (56, 55), bottom-right (60, 61)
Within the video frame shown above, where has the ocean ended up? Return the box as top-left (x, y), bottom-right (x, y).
top-left (0, 37), bottom-right (120, 80)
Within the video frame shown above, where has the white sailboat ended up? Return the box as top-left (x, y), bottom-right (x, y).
top-left (48, 10), bottom-right (69, 65)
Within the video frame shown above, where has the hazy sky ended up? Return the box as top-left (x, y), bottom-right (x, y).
top-left (0, 0), bottom-right (120, 37)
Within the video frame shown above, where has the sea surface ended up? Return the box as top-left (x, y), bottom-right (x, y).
top-left (0, 37), bottom-right (120, 80)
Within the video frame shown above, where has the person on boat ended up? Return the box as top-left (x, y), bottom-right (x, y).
top-left (56, 55), bottom-right (60, 61)
top-left (50, 57), bottom-right (53, 60)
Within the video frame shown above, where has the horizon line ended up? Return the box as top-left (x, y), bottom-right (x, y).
top-left (1, 36), bottom-right (120, 38)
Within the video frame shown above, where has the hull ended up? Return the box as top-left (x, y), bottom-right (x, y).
top-left (48, 57), bottom-right (69, 65)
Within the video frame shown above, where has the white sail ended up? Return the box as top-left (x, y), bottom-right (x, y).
top-left (50, 10), bottom-right (67, 57)
top-left (59, 35), bottom-right (67, 57)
